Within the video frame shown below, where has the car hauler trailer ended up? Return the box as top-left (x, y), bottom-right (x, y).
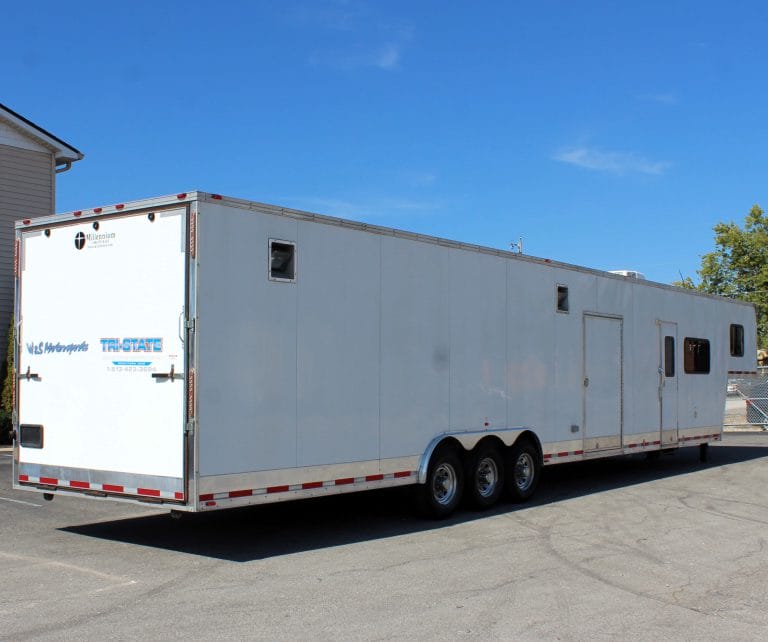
top-left (12, 192), bottom-right (757, 517)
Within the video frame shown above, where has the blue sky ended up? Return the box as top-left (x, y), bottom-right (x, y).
top-left (3, 0), bottom-right (767, 283)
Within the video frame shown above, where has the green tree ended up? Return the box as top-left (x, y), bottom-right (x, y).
top-left (679, 205), bottom-right (768, 348)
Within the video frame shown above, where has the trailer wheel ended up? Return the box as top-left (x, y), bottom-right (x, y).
top-left (465, 443), bottom-right (504, 509)
top-left (506, 439), bottom-right (540, 502)
top-left (418, 447), bottom-right (464, 519)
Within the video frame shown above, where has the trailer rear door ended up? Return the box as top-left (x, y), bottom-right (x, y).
top-left (16, 208), bottom-right (188, 502)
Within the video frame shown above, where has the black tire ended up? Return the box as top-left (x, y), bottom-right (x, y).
top-left (417, 447), bottom-right (464, 519)
top-left (464, 443), bottom-right (505, 509)
top-left (505, 439), bottom-right (541, 502)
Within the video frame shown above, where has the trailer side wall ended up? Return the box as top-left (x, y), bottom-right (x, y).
top-left (195, 200), bottom-right (756, 491)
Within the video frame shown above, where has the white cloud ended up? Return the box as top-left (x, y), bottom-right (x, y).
top-left (554, 147), bottom-right (671, 176)
top-left (310, 42), bottom-right (402, 71)
top-left (374, 43), bottom-right (400, 70)
top-left (294, 2), bottom-right (411, 71)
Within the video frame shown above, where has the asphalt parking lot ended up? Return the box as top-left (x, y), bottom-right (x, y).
top-left (2, 432), bottom-right (768, 640)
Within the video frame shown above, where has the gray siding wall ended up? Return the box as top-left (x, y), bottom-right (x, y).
top-left (0, 143), bottom-right (55, 363)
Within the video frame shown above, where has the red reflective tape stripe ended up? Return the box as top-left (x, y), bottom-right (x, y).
top-left (70, 480), bottom-right (90, 489)
top-left (365, 474), bottom-right (384, 482)
top-left (335, 477), bottom-right (354, 485)
top-left (302, 481), bottom-right (323, 489)
top-left (137, 488), bottom-right (161, 497)
top-left (103, 484), bottom-right (124, 493)
top-left (19, 474), bottom-right (29, 481)
top-left (199, 493), bottom-right (214, 501)
top-left (205, 501), bottom-right (216, 506)
top-left (557, 452), bottom-right (569, 458)
top-left (228, 489), bottom-right (252, 498)
top-left (627, 444), bottom-right (638, 448)
top-left (652, 440), bottom-right (661, 445)
top-left (394, 471), bottom-right (411, 478)
top-left (174, 492), bottom-right (184, 500)
top-left (543, 454), bottom-right (552, 459)
top-left (573, 450), bottom-right (584, 456)
top-left (39, 476), bottom-right (58, 485)
top-left (267, 485), bottom-right (289, 494)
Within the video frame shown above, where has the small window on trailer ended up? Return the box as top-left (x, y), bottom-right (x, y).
top-left (730, 324), bottom-right (744, 357)
top-left (683, 337), bottom-right (710, 374)
top-left (269, 239), bottom-right (296, 282)
top-left (556, 285), bottom-right (569, 313)
top-left (664, 336), bottom-right (675, 377)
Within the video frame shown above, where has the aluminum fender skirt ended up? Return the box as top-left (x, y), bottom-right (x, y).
top-left (417, 429), bottom-right (534, 484)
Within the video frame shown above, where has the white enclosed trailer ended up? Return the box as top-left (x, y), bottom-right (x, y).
top-left (12, 192), bottom-right (757, 517)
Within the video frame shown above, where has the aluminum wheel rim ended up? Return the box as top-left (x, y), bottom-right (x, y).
top-left (476, 457), bottom-right (499, 498)
top-left (514, 452), bottom-right (534, 491)
top-left (433, 462), bottom-right (458, 506)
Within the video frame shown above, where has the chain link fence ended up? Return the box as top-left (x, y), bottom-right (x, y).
top-left (725, 371), bottom-right (768, 430)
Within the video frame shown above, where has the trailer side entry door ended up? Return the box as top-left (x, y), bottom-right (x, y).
top-left (659, 321), bottom-right (679, 445)
top-left (17, 208), bottom-right (188, 502)
top-left (583, 314), bottom-right (623, 451)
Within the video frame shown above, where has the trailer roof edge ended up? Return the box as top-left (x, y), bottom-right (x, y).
top-left (18, 190), bottom-right (755, 309)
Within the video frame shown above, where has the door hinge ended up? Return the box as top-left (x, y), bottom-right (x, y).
top-left (184, 319), bottom-right (196, 331)
top-left (185, 420), bottom-right (196, 436)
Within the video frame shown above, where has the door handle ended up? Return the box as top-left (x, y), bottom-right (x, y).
top-left (583, 377), bottom-right (589, 387)
top-left (151, 364), bottom-right (183, 381)
top-left (18, 366), bottom-right (41, 381)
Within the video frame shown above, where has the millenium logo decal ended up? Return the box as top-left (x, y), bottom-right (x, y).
top-left (74, 230), bottom-right (116, 250)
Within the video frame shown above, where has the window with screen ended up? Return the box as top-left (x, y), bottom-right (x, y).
top-left (684, 337), bottom-right (710, 374)
top-left (664, 336), bottom-right (675, 377)
top-left (730, 324), bottom-right (744, 357)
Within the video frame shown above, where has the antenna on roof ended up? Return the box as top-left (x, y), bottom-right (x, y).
top-left (510, 237), bottom-right (523, 254)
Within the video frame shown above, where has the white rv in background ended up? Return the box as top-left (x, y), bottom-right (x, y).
top-left (12, 192), bottom-right (757, 517)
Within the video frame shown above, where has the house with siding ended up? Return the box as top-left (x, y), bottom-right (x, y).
top-left (0, 102), bottom-right (83, 358)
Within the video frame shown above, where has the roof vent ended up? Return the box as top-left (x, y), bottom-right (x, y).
top-left (609, 270), bottom-right (646, 280)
